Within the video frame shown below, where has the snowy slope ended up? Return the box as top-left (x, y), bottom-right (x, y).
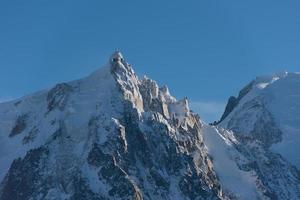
top-left (1, 51), bottom-right (299, 200)
top-left (0, 64), bottom-right (118, 184)
top-left (202, 125), bottom-right (259, 200)
top-left (0, 52), bottom-right (226, 200)
top-left (220, 72), bottom-right (300, 168)
top-left (217, 72), bottom-right (300, 199)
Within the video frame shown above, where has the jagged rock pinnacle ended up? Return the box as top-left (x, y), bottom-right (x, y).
top-left (110, 50), bottom-right (124, 63)
top-left (109, 50), bottom-right (134, 74)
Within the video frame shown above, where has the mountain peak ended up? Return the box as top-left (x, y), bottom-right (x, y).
top-left (0, 52), bottom-right (227, 200)
top-left (219, 70), bottom-right (300, 162)
top-left (110, 50), bottom-right (124, 63)
top-left (108, 50), bottom-right (135, 76)
top-left (1, 51), bottom-right (299, 199)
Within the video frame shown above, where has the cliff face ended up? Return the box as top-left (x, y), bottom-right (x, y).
top-left (1, 52), bottom-right (299, 200)
top-left (0, 52), bottom-right (224, 200)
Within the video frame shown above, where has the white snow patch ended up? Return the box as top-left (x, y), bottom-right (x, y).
top-left (202, 125), bottom-right (258, 200)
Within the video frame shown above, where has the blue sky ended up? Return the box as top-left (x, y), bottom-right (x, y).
top-left (1, 1), bottom-right (300, 122)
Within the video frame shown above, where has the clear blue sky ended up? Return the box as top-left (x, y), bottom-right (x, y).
top-left (1, 1), bottom-right (300, 122)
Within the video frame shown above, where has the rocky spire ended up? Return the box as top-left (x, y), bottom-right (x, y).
top-left (109, 50), bottom-right (124, 64)
top-left (109, 50), bottom-right (133, 73)
top-left (108, 51), bottom-right (144, 112)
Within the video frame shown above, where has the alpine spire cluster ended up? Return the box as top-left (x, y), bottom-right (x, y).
top-left (0, 52), bottom-right (299, 200)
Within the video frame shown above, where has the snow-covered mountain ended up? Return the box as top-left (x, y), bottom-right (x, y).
top-left (0, 52), bottom-right (299, 200)
top-left (0, 52), bottom-right (229, 200)
top-left (216, 72), bottom-right (300, 199)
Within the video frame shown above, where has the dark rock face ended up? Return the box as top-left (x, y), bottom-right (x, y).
top-left (90, 100), bottom-right (221, 199)
top-left (219, 96), bottom-right (238, 123)
top-left (250, 110), bottom-right (282, 147)
top-left (47, 83), bottom-right (73, 112)
top-left (1, 130), bottom-right (108, 200)
top-left (149, 169), bottom-right (170, 190)
top-left (70, 176), bottom-right (106, 200)
top-left (0, 52), bottom-right (225, 200)
top-left (88, 144), bottom-right (141, 199)
top-left (179, 172), bottom-right (211, 200)
top-left (237, 81), bottom-right (254, 101)
top-left (22, 126), bottom-right (39, 144)
top-left (87, 143), bottom-right (111, 167)
top-left (230, 137), bottom-right (300, 200)
top-left (81, 62), bottom-right (223, 199)
top-left (218, 81), bottom-right (254, 124)
top-left (0, 147), bottom-right (49, 200)
top-left (9, 114), bottom-right (28, 137)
